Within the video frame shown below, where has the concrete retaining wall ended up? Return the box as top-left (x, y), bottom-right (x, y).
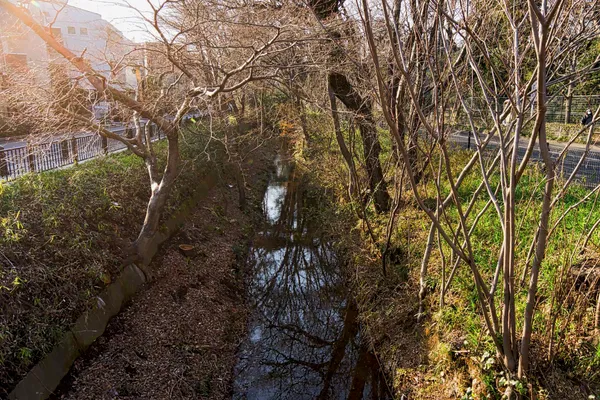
top-left (8, 168), bottom-right (220, 400)
top-left (9, 265), bottom-right (147, 400)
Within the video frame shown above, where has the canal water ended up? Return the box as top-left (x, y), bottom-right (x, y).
top-left (232, 151), bottom-right (392, 400)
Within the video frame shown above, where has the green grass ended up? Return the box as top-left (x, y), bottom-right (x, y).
top-left (0, 125), bottom-right (226, 395)
top-left (303, 108), bottom-right (600, 395)
top-left (415, 147), bottom-right (600, 390)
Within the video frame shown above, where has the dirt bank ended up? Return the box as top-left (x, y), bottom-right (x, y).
top-left (47, 140), bottom-right (276, 399)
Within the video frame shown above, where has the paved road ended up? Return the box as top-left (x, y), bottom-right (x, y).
top-left (450, 131), bottom-right (600, 188)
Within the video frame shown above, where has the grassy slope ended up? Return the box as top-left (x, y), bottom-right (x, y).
top-left (0, 125), bottom-right (231, 395)
top-left (302, 112), bottom-right (600, 399)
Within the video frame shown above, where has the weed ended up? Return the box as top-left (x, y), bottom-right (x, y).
top-left (0, 123), bottom-right (232, 395)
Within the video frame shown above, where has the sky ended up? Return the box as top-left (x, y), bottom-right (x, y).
top-left (67, 0), bottom-right (153, 42)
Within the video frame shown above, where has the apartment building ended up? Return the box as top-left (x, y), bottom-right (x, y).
top-left (0, 0), bottom-right (140, 91)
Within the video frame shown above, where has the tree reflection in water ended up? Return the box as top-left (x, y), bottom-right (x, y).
top-left (233, 153), bottom-right (391, 400)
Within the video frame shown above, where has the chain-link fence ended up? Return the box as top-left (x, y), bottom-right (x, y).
top-left (544, 95), bottom-right (599, 123)
top-left (458, 95), bottom-right (600, 125)
top-left (450, 132), bottom-right (600, 189)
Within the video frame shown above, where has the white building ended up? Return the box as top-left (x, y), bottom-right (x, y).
top-left (0, 0), bottom-right (140, 91)
top-left (0, 2), bottom-right (49, 87)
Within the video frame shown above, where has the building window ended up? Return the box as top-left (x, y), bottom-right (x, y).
top-left (80, 27), bottom-right (88, 35)
top-left (67, 26), bottom-right (76, 35)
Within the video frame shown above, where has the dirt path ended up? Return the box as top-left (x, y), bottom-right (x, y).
top-left (50, 151), bottom-right (272, 399)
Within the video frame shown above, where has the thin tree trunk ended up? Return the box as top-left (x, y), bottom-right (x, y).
top-left (239, 93), bottom-right (246, 117)
top-left (328, 81), bottom-right (358, 196)
top-left (418, 222), bottom-right (436, 319)
top-left (134, 135), bottom-right (180, 264)
top-left (564, 88), bottom-right (573, 124)
top-left (296, 90), bottom-right (309, 143)
top-left (359, 117), bottom-right (390, 213)
top-left (595, 289), bottom-right (600, 334)
top-left (564, 56), bottom-right (576, 124)
top-left (328, 72), bottom-right (390, 212)
top-left (519, 8), bottom-right (554, 375)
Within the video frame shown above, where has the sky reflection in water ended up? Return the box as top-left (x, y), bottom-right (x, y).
top-left (233, 152), bottom-right (391, 400)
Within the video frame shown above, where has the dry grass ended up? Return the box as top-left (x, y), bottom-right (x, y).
top-left (301, 111), bottom-right (600, 399)
top-left (49, 139), bottom-right (275, 399)
top-left (0, 122), bottom-right (272, 396)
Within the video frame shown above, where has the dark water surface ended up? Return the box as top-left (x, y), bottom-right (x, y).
top-left (232, 152), bottom-right (392, 400)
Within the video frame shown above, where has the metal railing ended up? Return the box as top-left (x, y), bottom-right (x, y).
top-left (0, 122), bottom-right (163, 181)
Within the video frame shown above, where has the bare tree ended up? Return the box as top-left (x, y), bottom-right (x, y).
top-left (0, 0), bottom-right (298, 263)
top-left (306, 0), bottom-right (392, 212)
top-left (354, 0), bottom-right (600, 386)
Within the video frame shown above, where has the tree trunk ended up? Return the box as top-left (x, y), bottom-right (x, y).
top-left (134, 134), bottom-right (180, 264)
top-left (239, 93), bottom-right (246, 117)
top-left (595, 289), bottom-right (600, 335)
top-left (519, 18), bottom-right (553, 377)
top-left (418, 223), bottom-right (436, 319)
top-left (390, 75), bottom-right (422, 182)
top-left (295, 90), bottom-right (309, 143)
top-left (564, 57), bottom-right (576, 124)
top-left (328, 82), bottom-right (358, 196)
top-left (328, 72), bottom-right (390, 213)
top-left (564, 89), bottom-right (573, 124)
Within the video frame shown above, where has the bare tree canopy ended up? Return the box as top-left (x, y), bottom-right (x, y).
top-left (2, 0), bottom-right (600, 397)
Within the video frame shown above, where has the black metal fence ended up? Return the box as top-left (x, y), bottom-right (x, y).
top-left (0, 122), bottom-right (163, 181)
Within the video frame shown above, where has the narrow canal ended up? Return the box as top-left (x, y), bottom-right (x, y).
top-left (232, 150), bottom-right (392, 399)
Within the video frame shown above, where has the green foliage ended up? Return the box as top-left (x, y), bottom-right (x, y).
top-left (0, 210), bottom-right (25, 242)
top-left (482, 369), bottom-right (502, 399)
top-left (460, 387), bottom-right (474, 400)
top-left (576, 39), bottom-right (600, 96)
top-left (0, 124), bottom-right (226, 394)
